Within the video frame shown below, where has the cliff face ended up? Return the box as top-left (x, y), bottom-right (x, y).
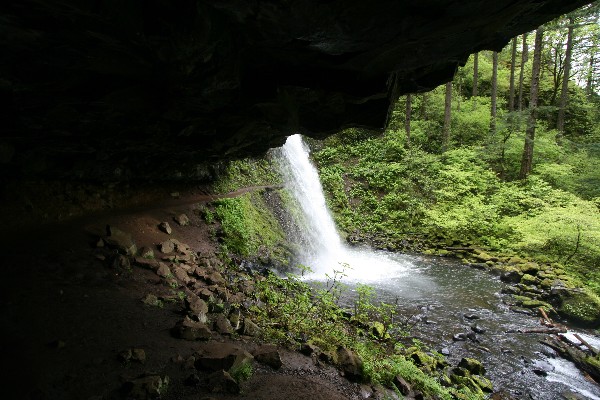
top-left (0, 0), bottom-right (588, 180)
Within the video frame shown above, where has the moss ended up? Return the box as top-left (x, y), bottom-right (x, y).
top-left (557, 290), bottom-right (600, 327)
top-left (520, 273), bottom-right (538, 285)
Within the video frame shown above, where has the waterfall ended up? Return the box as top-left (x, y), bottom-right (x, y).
top-left (276, 134), bottom-right (411, 279)
top-left (276, 134), bottom-right (345, 272)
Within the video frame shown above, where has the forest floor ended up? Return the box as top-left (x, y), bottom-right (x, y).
top-left (0, 186), bottom-right (370, 400)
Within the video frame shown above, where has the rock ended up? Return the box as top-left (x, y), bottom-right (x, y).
top-left (471, 325), bottom-right (486, 334)
top-left (213, 314), bottom-right (234, 335)
top-left (531, 360), bottom-right (555, 376)
top-left (500, 268), bottom-right (523, 284)
top-left (194, 342), bottom-right (253, 372)
top-left (206, 271), bottom-right (226, 286)
top-left (186, 295), bottom-right (209, 322)
top-left (158, 222), bottom-right (172, 234)
top-left (134, 257), bottom-right (159, 270)
top-left (104, 226), bottom-right (137, 256)
top-left (371, 321), bottom-right (386, 339)
top-left (300, 343), bottom-right (320, 356)
top-left (139, 247), bottom-right (154, 259)
top-left (458, 357), bottom-right (486, 375)
top-left (358, 384), bottom-right (374, 399)
top-left (142, 294), bottom-right (162, 307)
top-left (122, 374), bottom-right (169, 400)
top-left (174, 214), bottom-right (190, 226)
top-left (464, 313), bottom-right (480, 320)
top-left (556, 289), bottom-right (600, 327)
top-left (172, 265), bottom-right (191, 284)
top-left (392, 375), bottom-right (411, 395)
top-left (156, 263), bottom-right (171, 278)
top-left (453, 333), bottom-right (467, 341)
top-left (132, 348), bottom-right (146, 363)
top-left (159, 240), bottom-right (175, 254)
top-left (171, 317), bottom-right (212, 341)
top-left (471, 374), bottom-right (494, 393)
top-left (110, 254), bottom-right (131, 271)
top-left (440, 347), bottom-right (451, 356)
top-left (491, 390), bottom-right (517, 400)
top-left (335, 347), bottom-right (363, 381)
top-left (253, 345), bottom-right (283, 369)
top-left (207, 370), bottom-right (239, 394)
top-left (184, 372), bottom-right (201, 386)
top-left (520, 273), bottom-right (538, 285)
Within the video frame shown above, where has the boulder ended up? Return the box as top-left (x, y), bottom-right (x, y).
top-left (174, 214), bottom-right (190, 226)
top-left (171, 317), bottom-right (212, 341)
top-left (556, 289), bottom-right (600, 327)
top-left (186, 295), bottom-right (209, 322)
top-left (156, 263), bottom-right (171, 278)
top-left (213, 314), bottom-right (234, 335)
top-left (122, 374), bottom-right (169, 400)
top-left (392, 375), bottom-right (411, 396)
top-left (471, 325), bottom-right (486, 334)
top-left (335, 347), bottom-right (363, 381)
top-left (104, 226), bottom-right (137, 256)
top-left (531, 360), bottom-right (554, 376)
top-left (194, 342), bottom-right (253, 372)
top-left (159, 240), bottom-right (175, 254)
top-left (458, 357), bottom-right (486, 375)
top-left (158, 222), bottom-right (172, 234)
top-left (207, 370), bottom-right (239, 394)
top-left (253, 345), bottom-right (283, 369)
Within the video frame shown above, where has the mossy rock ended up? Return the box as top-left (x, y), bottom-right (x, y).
top-left (370, 321), bottom-right (390, 340)
top-left (507, 256), bottom-right (526, 265)
top-left (473, 252), bottom-right (492, 262)
top-left (471, 375), bottom-right (493, 393)
top-left (521, 299), bottom-right (552, 310)
top-left (557, 290), bottom-right (600, 327)
top-left (520, 274), bottom-right (538, 285)
top-left (511, 295), bottom-right (531, 305)
top-left (458, 358), bottom-right (485, 375)
top-left (409, 351), bottom-right (437, 373)
top-left (500, 267), bottom-right (523, 283)
top-left (520, 262), bottom-right (540, 275)
top-left (539, 279), bottom-right (555, 290)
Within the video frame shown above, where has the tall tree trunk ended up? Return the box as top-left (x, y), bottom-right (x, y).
top-left (519, 28), bottom-right (543, 180)
top-left (509, 37), bottom-right (518, 111)
top-left (490, 51), bottom-right (498, 136)
top-left (405, 94), bottom-right (412, 146)
top-left (587, 53), bottom-right (595, 98)
top-left (442, 81), bottom-right (452, 152)
top-left (557, 17), bottom-right (575, 135)
top-left (518, 33), bottom-right (528, 112)
top-left (472, 53), bottom-right (479, 97)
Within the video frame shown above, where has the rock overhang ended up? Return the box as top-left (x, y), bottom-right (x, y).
top-left (0, 0), bottom-right (590, 180)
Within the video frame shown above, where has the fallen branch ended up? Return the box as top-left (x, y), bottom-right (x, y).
top-left (574, 333), bottom-right (598, 356)
top-left (507, 327), bottom-right (567, 334)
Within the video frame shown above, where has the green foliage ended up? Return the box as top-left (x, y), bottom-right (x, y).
top-left (212, 192), bottom-right (290, 264)
top-left (230, 361), bottom-right (253, 383)
top-left (213, 158), bottom-right (282, 194)
top-left (251, 267), bottom-right (482, 399)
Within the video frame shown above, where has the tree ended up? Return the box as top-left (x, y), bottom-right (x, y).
top-left (509, 37), bottom-right (518, 111)
top-left (405, 94), bottom-right (412, 146)
top-left (518, 33), bottom-right (528, 112)
top-left (490, 51), bottom-right (499, 135)
top-left (557, 16), bottom-right (575, 136)
top-left (442, 81), bottom-right (452, 152)
top-left (519, 27), bottom-right (544, 180)
top-left (472, 53), bottom-right (479, 97)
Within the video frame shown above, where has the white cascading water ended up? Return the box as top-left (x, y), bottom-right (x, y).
top-left (277, 134), bottom-right (412, 280)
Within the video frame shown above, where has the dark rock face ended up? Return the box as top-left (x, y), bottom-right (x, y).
top-left (0, 0), bottom-right (588, 180)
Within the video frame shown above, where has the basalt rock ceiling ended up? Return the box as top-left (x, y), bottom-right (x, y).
top-left (0, 0), bottom-right (590, 180)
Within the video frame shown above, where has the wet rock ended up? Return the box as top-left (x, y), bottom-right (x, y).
top-left (440, 347), bottom-right (451, 356)
top-left (453, 333), bottom-right (467, 341)
top-left (458, 357), bottom-right (486, 375)
top-left (335, 346), bottom-right (363, 381)
top-left (207, 370), bottom-right (239, 394)
top-left (159, 240), bottom-right (175, 254)
top-left (142, 294), bottom-right (161, 307)
top-left (471, 325), bottom-right (486, 334)
top-left (358, 384), bottom-right (374, 399)
top-left (500, 268), bottom-right (522, 284)
top-left (105, 226), bottom-right (137, 256)
top-left (253, 345), bottom-right (282, 369)
top-left (171, 317), bottom-right (212, 341)
top-left (531, 360), bottom-right (554, 376)
top-left (122, 374), bottom-right (169, 399)
top-left (471, 374), bottom-right (494, 393)
top-left (158, 222), bottom-right (172, 234)
top-left (466, 332), bottom-right (478, 342)
top-left (491, 390), bottom-right (517, 400)
top-left (464, 313), bottom-right (480, 320)
top-left (194, 342), bottom-right (253, 372)
top-left (174, 214), bottom-right (190, 226)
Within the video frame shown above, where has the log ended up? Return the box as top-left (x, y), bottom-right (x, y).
top-left (574, 333), bottom-right (598, 356)
top-left (514, 327), bottom-right (567, 334)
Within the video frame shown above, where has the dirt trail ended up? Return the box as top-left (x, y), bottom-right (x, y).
top-left (0, 184), bottom-right (368, 400)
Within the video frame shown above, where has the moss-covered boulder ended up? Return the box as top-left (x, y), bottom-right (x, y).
top-left (458, 358), bottom-right (486, 375)
top-left (556, 289), bottom-right (600, 327)
top-left (520, 273), bottom-right (538, 285)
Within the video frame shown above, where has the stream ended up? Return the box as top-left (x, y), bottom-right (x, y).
top-left (275, 134), bottom-right (600, 399)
